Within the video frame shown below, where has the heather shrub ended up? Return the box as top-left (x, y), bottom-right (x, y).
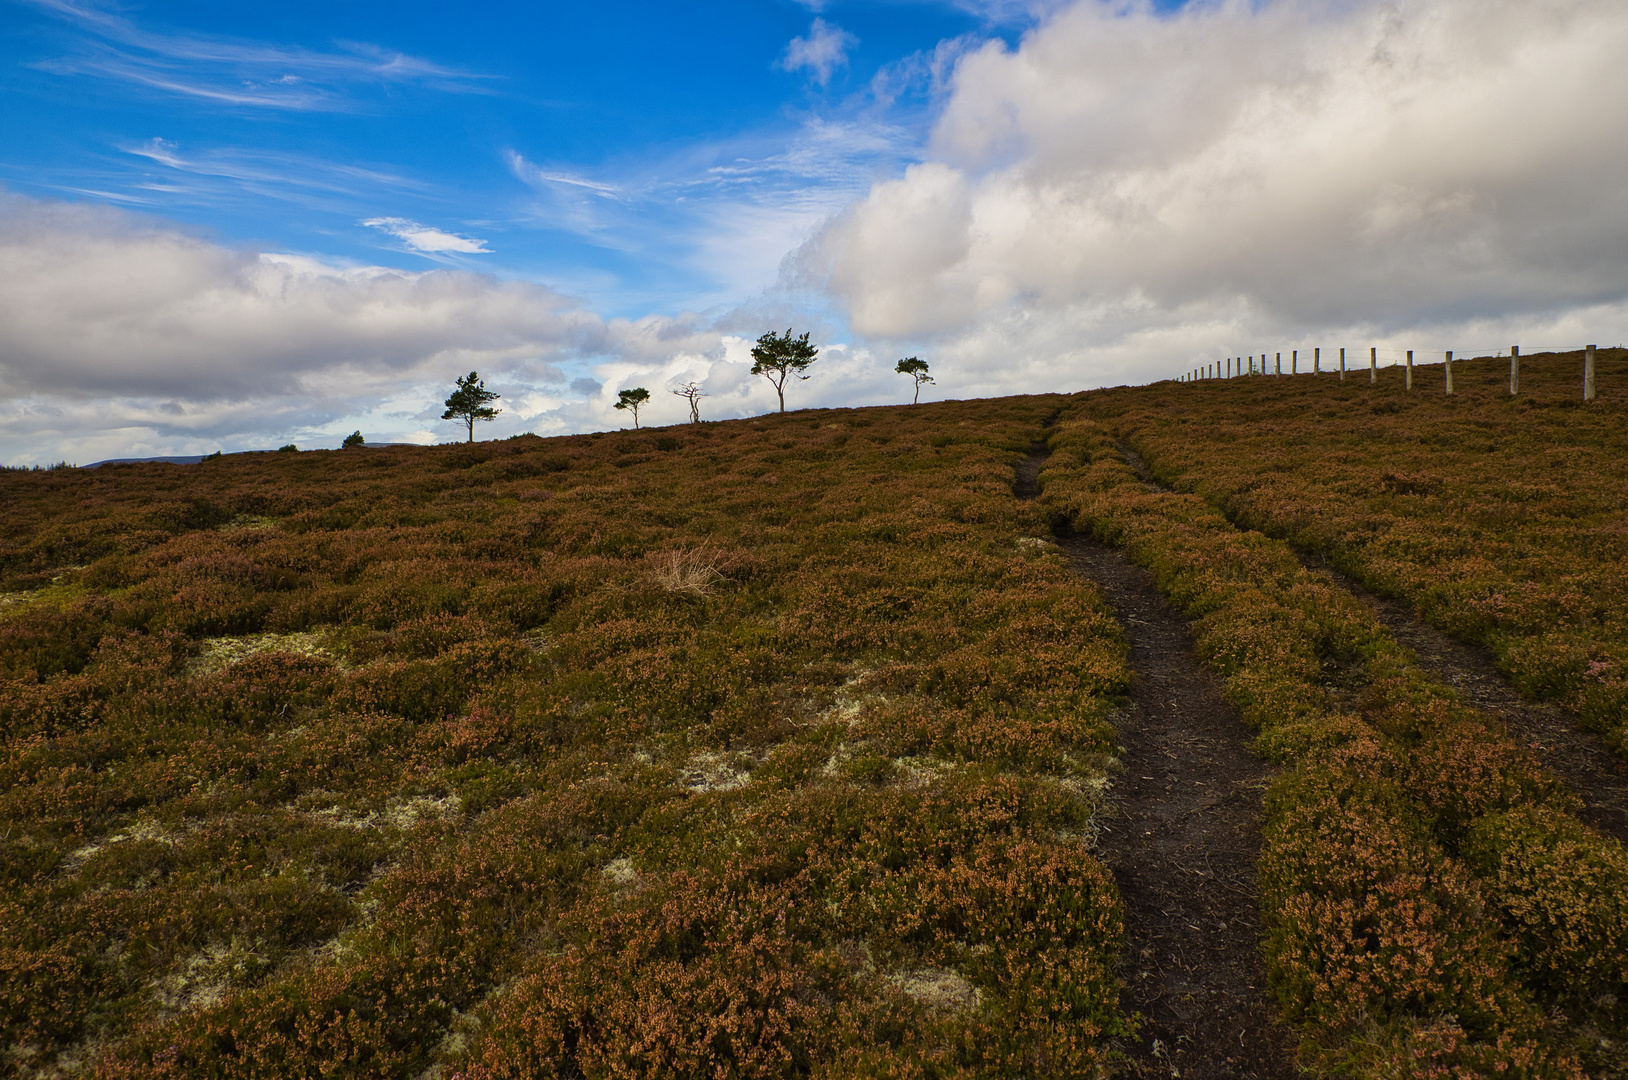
top-left (3, 397), bottom-right (1133, 1076)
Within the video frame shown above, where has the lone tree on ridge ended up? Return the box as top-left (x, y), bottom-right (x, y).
top-left (670, 381), bottom-right (707, 425)
top-left (442, 371), bottom-right (501, 443)
top-left (750, 328), bottom-right (818, 413)
top-left (342, 431), bottom-right (365, 448)
top-left (895, 357), bottom-right (933, 404)
top-left (614, 387), bottom-right (651, 428)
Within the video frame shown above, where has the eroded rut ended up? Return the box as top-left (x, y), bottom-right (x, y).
top-left (1061, 533), bottom-right (1297, 1079)
top-left (1017, 446), bottom-right (1298, 1078)
top-left (1115, 441), bottom-right (1628, 846)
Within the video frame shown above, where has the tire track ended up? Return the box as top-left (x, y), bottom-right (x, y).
top-left (1116, 441), bottom-right (1628, 845)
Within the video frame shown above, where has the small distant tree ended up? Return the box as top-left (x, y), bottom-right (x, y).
top-left (278, 443), bottom-right (298, 452)
top-left (342, 431), bottom-right (365, 448)
top-left (614, 387), bottom-right (651, 428)
top-left (670, 381), bottom-right (707, 425)
top-left (750, 328), bottom-right (818, 413)
top-left (896, 357), bottom-right (933, 404)
top-left (442, 371), bottom-right (501, 443)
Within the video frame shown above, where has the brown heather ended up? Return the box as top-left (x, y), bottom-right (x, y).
top-left (7, 358), bottom-right (1627, 1079)
top-left (0, 399), bottom-right (1130, 1079)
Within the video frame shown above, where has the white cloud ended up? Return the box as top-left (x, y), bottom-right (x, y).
top-left (362, 216), bottom-right (491, 254)
top-left (0, 192), bottom-right (894, 463)
top-left (799, 0), bottom-right (1628, 384)
top-left (780, 19), bottom-right (858, 87)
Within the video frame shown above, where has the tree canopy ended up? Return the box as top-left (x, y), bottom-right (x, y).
top-left (614, 387), bottom-right (651, 428)
top-left (750, 329), bottom-right (818, 413)
top-left (895, 357), bottom-right (934, 404)
top-left (442, 372), bottom-right (501, 443)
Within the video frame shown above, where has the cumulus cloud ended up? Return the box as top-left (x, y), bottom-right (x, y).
top-left (0, 194), bottom-right (581, 404)
top-left (800, 0), bottom-right (1628, 384)
top-left (361, 216), bottom-right (491, 253)
top-left (780, 19), bottom-right (857, 87)
top-left (0, 192), bottom-right (890, 463)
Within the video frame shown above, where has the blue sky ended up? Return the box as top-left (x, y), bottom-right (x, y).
top-left (1, 0), bottom-right (1031, 318)
top-left (2, 0), bottom-right (1625, 462)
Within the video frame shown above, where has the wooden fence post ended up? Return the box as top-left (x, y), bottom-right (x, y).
top-left (1275, 352), bottom-right (1281, 375)
top-left (1406, 350), bottom-right (1413, 390)
top-left (1339, 347), bottom-right (1346, 381)
top-left (1370, 347), bottom-right (1377, 383)
top-left (1510, 346), bottom-right (1519, 396)
top-left (1315, 347), bottom-right (1321, 374)
top-left (1445, 351), bottom-right (1454, 394)
top-left (1292, 350), bottom-right (1298, 374)
top-left (1585, 344), bottom-right (1597, 401)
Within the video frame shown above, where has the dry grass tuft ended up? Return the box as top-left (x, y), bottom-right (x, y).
top-left (646, 546), bottom-right (726, 596)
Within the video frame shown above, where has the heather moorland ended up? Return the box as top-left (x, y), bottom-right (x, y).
top-left (3, 353), bottom-right (1627, 1078)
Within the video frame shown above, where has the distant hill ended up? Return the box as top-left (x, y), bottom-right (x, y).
top-left (85, 454), bottom-right (211, 467)
top-left (86, 444), bottom-right (420, 467)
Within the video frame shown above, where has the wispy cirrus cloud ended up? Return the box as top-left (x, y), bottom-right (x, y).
top-left (22, 0), bottom-right (493, 110)
top-left (361, 216), bottom-right (491, 254)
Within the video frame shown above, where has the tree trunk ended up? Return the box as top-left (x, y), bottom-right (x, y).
top-left (913, 382), bottom-right (920, 405)
top-left (776, 378), bottom-right (785, 413)
top-left (466, 417), bottom-right (473, 443)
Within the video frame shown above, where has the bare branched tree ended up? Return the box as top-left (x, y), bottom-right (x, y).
top-left (670, 382), bottom-right (707, 425)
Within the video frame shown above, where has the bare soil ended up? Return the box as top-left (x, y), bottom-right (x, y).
top-left (1061, 532), bottom-right (1299, 1079)
top-left (1017, 446), bottom-right (1300, 1078)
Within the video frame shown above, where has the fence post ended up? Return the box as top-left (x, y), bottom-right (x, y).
top-left (1585, 344), bottom-right (1596, 401)
top-left (1275, 352), bottom-right (1281, 376)
top-left (1339, 347), bottom-right (1346, 381)
top-left (1406, 350), bottom-right (1413, 390)
top-left (1370, 347), bottom-right (1377, 383)
top-left (1510, 346), bottom-right (1519, 396)
top-left (1445, 351), bottom-right (1454, 394)
top-left (1315, 347), bottom-right (1321, 374)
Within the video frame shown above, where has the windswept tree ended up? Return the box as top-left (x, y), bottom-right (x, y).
top-left (896, 357), bottom-right (934, 404)
top-left (342, 431), bottom-right (365, 448)
top-left (442, 371), bottom-right (501, 443)
top-left (614, 387), bottom-right (651, 428)
top-left (750, 328), bottom-right (818, 413)
top-left (670, 381), bottom-right (707, 425)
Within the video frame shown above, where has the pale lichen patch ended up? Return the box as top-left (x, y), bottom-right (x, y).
top-left (601, 857), bottom-right (640, 890)
top-left (313, 794), bottom-right (462, 831)
top-left (884, 967), bottom-right (982, 1014)
top-left (680, 751), bottom-right (753, 793)
top-left (189, 631), bottom-right (340, 676)
top-left (218, 514), bottom-right (279, 533)
top-left (147, 937), bottom-right (270, 1014)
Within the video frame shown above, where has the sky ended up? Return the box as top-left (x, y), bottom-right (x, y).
top-left (2, 0), bottom-right (1627, 463)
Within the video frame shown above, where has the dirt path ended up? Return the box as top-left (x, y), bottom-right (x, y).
top-left (1061, 533), bottom-right (1298, 1079)
top-left (1017, 446), bottom-right (1299, 1077)
top-left (1013, 438), bottom-right (1048, 500)
top-left (1115, 441), bottom-right (1628, 846)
